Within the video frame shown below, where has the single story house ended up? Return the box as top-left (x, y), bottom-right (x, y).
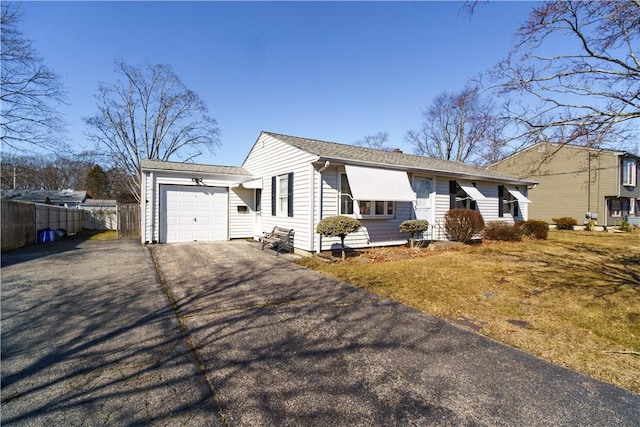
top-left (141, 131), bottom-right (536, 255)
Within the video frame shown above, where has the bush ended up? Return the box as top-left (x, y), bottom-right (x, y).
top-left (399, 219), bottom-right (429, 248)
top-left (553, 217), bottom-right (578, 230)
top-left (316, 215), bottom-right (361, 260)
top-left (517, 220), bottom-right (549, 240)
top-left (484, 222), bottom-right (522, 241)
top-left (619, 220), bottom-right (632, 232)
top-left (444, 209), bottom-right (485, 243)
top-left (584, 220), bottom-right (596, 231)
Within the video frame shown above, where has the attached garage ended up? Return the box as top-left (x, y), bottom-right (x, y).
top-left (160, 185), bottom-right (228, 243)
top-left (140, 160), bottom-right (256, 245)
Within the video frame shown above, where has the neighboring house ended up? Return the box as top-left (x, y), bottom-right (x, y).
top-left (141, 131), bottom-right (536, 254)
top-left (0, 189), bottom-right (87, 208)
top-left (490, 143), bottom-right (640, 226)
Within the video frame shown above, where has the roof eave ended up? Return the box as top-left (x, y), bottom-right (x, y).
top-left (314, 156), bottom-right (537, 186)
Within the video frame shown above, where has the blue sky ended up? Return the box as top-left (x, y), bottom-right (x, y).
top-left (17, 1), bottom-right (538, 166)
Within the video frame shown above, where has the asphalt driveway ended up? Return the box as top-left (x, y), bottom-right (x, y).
top-left (1, 238), bottom-right (220, 426)
top-left (2, 238), bottom-right (639, 426)
top-left (150, 240), bottom-right (640, 426)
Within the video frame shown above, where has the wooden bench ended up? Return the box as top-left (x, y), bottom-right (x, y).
top-left (260, 226), bottom-right (295, 256)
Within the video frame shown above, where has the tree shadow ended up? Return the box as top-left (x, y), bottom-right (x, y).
top-left (1, 240), bottom-right (220, 426)
top-left (147, 240), bottom-right (640, 425)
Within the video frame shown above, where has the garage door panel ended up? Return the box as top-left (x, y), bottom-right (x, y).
top-left (160, 185), bottom-right (228, 243)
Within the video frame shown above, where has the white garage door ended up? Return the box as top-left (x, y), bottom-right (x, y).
top-left (160, 185), bottom-right (228, 243)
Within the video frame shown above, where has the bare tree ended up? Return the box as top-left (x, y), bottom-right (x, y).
top-left (1, 152), bottom-right (98, 190)
top-left (84, 61), bottom-right (221, 202)
top-left (487, 1), bottom-right (639, 150)
top-left (0, 3), bottom-right (66, 152)
top-left (406, 87), bottom-right (503, 165)
top-left (354, 131), bottom-right (392, 151)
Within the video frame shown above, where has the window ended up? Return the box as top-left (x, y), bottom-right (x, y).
top-left (271, 173), bottom-right (293, 217)
top-left (279, 175), bottom-right (288, 213)
top-left (357, 200), bottom-right (395, 218)
top-left (503, 189), bottom-right (520, 217)
top-left (255, 189), bottom-right (262, 211)
top-left (622, 158), bottom-right (637, 187)
top-left (610, 198), bottom-right (622, 217)
top-left (340, 173), bottom-right (353, 215)
top-left (451, 181), bottom-right (477, 210)
top-left (341, 172), bottom-right (394, 218)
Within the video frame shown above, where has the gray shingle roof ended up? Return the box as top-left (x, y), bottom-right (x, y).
top-left (1, 189), bottom-right (87, 204)
top-left (265, 131), bottom-right (535, 184)
top-left (141, 159), bottom-right (250, 176)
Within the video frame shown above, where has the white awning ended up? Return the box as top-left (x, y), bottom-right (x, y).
top-left (344, 164), bottom-right (416, 202)
top-left (507, 187), bottom-right (532, 203)
top-left (240, 178), bottom-right (262, 189)
top-left (458, 181), bottom-right (487, 200)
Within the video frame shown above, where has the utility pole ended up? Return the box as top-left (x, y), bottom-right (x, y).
top-left (587, 152), bottom-right (591, 216)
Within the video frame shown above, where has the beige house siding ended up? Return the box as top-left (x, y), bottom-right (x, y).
top-left (491, 143), bottom-right (638, 225)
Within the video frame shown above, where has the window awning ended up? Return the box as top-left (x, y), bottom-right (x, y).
top-left (240, 178), bottom-right (262, 189)
top-left (458, 181), bottom-right (487, 200)
top-left (507, 187), bottom-right (532, 203)
top-left (344, 164), bottom-right (416, 202)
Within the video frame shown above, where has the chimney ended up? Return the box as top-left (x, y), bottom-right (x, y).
top-left (393, 148), bottom-right (403, 154)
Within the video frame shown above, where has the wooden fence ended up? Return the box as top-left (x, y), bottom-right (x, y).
top-left (2, 200), bottom-right (84, 252)
top-left (117, 203), bottom-right (140, 239)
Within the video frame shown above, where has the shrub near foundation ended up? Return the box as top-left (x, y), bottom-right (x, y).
top-left (316, 215), bottom-right (361, 260)
top-left (553, 217), bottom-right (578, 230)
top-left (399, 219), bottom-right (429, 248)
top-left (444, 209), bottom-right (485, 243)
top-left (517, 220), bottom-right (549, 240)
top-left (484, 222), bottom-right (522, 241)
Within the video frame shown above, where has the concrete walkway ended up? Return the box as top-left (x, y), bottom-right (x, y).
top-left (150, 240), bottom-right (640, 426)
top-left (3, 238), bottom-right (639, 426)
top-left (1, 238), bottom-right (221, 426)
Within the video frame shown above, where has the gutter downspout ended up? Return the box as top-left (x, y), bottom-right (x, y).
top-left (316, 161), bottom-right (330, 254)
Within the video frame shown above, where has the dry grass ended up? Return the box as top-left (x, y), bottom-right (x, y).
top-left (297, 230), bottom-right (640, 393)
top-left (77, 230), bottom-right (119, 240)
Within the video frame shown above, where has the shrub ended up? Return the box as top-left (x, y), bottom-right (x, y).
top-left (399, 219), bottom-right (429, 248)
top-left (518, 220), bottom-right (549, 240)
top-left (316, 215), bottom-right (361, 260)
top-left (553, 217), bottom-right (577, 230)
top-left (584, 220), bottom-right (596, 231)
top-left (484, 222), bottom-right (522, 241)
top-left (619, 220), bottom-right (632, 232)
top-left (444, 209), bottom-right (485, 243)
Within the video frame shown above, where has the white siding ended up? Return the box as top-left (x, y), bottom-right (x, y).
top-left (318, 166), bottom-right (413, 251)
top-left (476, 183), bottom-right (500, 223)
top-left (434, 178), bottom-right (452, 229)
top-left (140, 170), bottom-right (245, 244)
top-left (422, 177), bottom-right (530, 240)
top-left (229, 187), bottom-right (254, 239)
top-left (243, 133), bottom-right (318, 252)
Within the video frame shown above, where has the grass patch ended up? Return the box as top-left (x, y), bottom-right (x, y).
top-left (298, 230), bottom-right (640, 393)
top-left (76, 229), bottom-right (119, 240)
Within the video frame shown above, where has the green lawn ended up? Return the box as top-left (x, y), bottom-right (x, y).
top-left (297, 230), bottom-right (640, 393)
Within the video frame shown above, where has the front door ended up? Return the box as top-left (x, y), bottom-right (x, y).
top-left (413, 177), bottom-right (433, 222)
